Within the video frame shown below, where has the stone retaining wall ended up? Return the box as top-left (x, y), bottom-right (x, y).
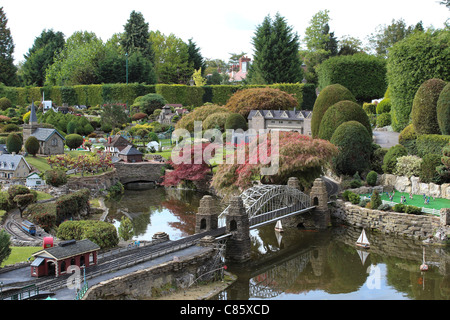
top-left (66, 168), bottom-right (119, 193)
top-left (82, 246), bottom-right (217, 300)
top-left (332, 200), bottom-right (449, 241)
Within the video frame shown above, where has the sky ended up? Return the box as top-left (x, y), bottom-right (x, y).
top-left (2, 0), bottom-right (449, 65)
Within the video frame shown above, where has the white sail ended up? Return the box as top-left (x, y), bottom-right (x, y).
top-left (275, 220), bottom-right (283, 232)
top-left (357, 249), bottom-right (369, 265)
top-left (357, 229), bottom-right (370, 246)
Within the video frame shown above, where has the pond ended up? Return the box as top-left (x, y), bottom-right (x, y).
top-left (105, 187), bottom-right (450, 300)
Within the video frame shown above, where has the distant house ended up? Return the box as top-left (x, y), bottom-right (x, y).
top-left (157, 105), bottom-right (176, 125)
top-left (104, 135), bottom-right (131, 156)
top-left (248, 109), bottom-right (312, 136)
top-left (26, 172), bottom-right (46, 189)
top-left (23, 102), bottom-right (65, 155)
top-left (0, 153), bottom-right (32, 180)
top-left (229, 56), bottom-right (251, 82)
top-left (118, 145), bottom-right (143, 163)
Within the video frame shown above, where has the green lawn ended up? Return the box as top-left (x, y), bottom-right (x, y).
top-left (25, 155), bottom-right (51, 172)
top-left (1, 247), bottom-right (41, 267)
top-left (361, 190), bottom-right (450, 210)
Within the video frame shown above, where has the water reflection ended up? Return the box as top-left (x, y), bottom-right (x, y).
top-left (220, 225), bottom-right (450, 300)
top-left (104, 187), bottom-right (450, 300)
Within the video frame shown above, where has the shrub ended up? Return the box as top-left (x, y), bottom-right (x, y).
top-left (420, 153), bottom-right (442, 184)
top-left (25, 136), bottom-right (40, 156)
top-left (137, 93), bottom-right (167, 115)
top-left (2, 123), bottom-right (20, 132)
top-left (405, 205), bottom-right (422, 215)
top-left (416, 134), bottom-right (450, 158)
top-left (411, 78), bottom-right (446, 135)
top-left (382, 144), bottom-right (408, 174)
top-left (393, 203), bottom-right (405, 213)
top-left (370, 147), bottom-right (388, 173)
top-left (44, 169), bottom-right (67, 187)
top-left (394, 155), bottom-right (422, 178)
top-left (203, 112), bottom-right (230, 131)
top-left (436, 144), bottom-right (450, 182)
top-left (359, 199), bottom-right (370, 207)
top-left (27, 202), bottom-right (57, 232)
top-left (398, 124), bottom-right (417, 155)
top-left (311, 84), bottom-right (356, 138)
top-left (317, 53), bottom-right (387, 102)
top-left (330, 121), bottom-right (373, 176)
top-left (376, 98), bottom-right (391, 114)
top-left (57, 220), bottom-right (119, 249)
top-left (65, 134), bottom-right (84, 150)
top-left (318, 100), bottom-right (372, 141)
top-left (350, 179), bottom-right (362, 188)
top-left (387, 30), bottom-right (450, 132)
top-left (377, 203), bottom-right (391, 211)
top-left (0, 97), bottom-right (12, 111)
top-left (370, 190), bottom-right (382, 210)
top-left (342, 190), bottom-right (352, 201)
top-left (366, 171), bottom-right (378, 186)
top-left (225, 87), bottom-right (298, 119)
top-left (363, 103), bottom-right (376, 114)
top-left (131, 112), bottom-right (148, 121)
top-left (437, 82), bottom-right (450, 135)
top-left (348, 192), bottom-right (360, 205)
top-left (376, 113), bottom-right (391, 127)
top-left (175, 104), bottom-right (229, 133)
top-left (225, 113), bottom-right (248, 131)
top-left (6, 133), bottom-right (22, 154)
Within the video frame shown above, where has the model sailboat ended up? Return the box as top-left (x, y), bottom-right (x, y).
top-left (275, 220), bottom-right (284, 233)
top-left (356, 229), bottom-right (370, 249)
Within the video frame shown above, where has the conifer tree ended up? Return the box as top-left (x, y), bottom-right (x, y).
top-left (247, 13), bottom-right (303, 84)
top-left (0, 7), bottom-right (17, 86)
top-left (121, 11), bottom-right (154, 63)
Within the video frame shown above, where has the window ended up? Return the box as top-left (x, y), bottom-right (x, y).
top-left (51, 138), bottom-right (58, 146)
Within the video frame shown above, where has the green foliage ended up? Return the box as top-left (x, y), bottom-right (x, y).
top-left (405, 205), bottom-right (422, 215)
top-left (225, 113), bottom-right (248, 131)
top-left (387, 30), bottom-right (450, 132)
top-left (393, 203), bottom-right (406, 213)
top-left (376, 98), bottom-right (391, 114)
top-left (437, 82), bottom-right (450, 135)
top-left (411, 78), bottom-right (447, 135)
top-left (366, 171), bottom-right (378, 186)
top-left (65, 134), bottom-right (84, 150)
top-left (348, 192), bottom-right (360, 205)
top-left (363, 103), bottom-right (376, 114)
top-left (416, 134), bottom-right (450, 158)
top-left (382, 144), bottom-right (408, 174)
top-left (6, 133), bottom-right (22, 153)
top-left (0, 229), bottom-right (11, 266)
top-left (311, 84), bottom-right (356, 138)
top-left (56, 189), bottom-right (90, 221)
top-left (136, 93), bottom-right (167, 115)
top-left (420, 153), bottom-right (442, 184)
top-left (175, 104), bottom-right (229, 132)
top-left (203, 112), bottom-right (230, 131)
top-left (398, 124), bottom-right (417, 155)
top-left (394, 155), bottom-right (422, 178)
top-left (101, 103), bottom-right (128, 129)
top-left (25, 136), bottom-right (40, 156)
top-left (330, 121), bottom-right (373, 176)
top-left (370, 190), bottom-right (382, 210)
top-left (0, 97), bottom-right (12, 110)
top-left (44, 169), bottom-right (67, 187)
top-left (57, 220), bottom-right (119, 249)
top-left (376, 113), bottom-right (391, 127)
top-left (118, 216), bottom-right (133, 241)
top-left (318, 100), bottom-right (371, 141)
top-left (247, 13), bottom-right (303, 84)
top-left (317, 53), bottom-right (387, 102)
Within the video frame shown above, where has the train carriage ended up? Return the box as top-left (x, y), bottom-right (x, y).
top-left (21, 220), bottom-right (36, 236)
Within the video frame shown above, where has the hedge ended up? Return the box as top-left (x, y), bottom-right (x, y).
top-left (416, 134), bottom-right (450, 158)
top-left (387, 30), bottom-right (450, 132)
top-left (0, 83), bottom-right (316, 110)
top-left (317, 53), bottom-right (387, 102)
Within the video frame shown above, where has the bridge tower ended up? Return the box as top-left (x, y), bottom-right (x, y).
top-left (310, 178), bottom-right (330, 229)
top-left (195, 195), bottom-right (218, 233)
top-left (225, 196), bottom-right (251, 263)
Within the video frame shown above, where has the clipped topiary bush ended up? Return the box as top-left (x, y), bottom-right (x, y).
top-left (225, 87), bottom-right (298, 119)
top-left (416, 134), bottom-right (450, 158)
top-left (203, 112), bottom-right (231, 131)
top-left (0, 97), bottom-right (12, 111)
top-left (175, 104), bottom-right (229, 133)
top-left (376, 98), bottom-right (391, 114)
top-left (6, 133), bottom-right (22, 154)
top-left (363, 103), bottom-right (376, 114)
top-left (420, 153), bottom-right (442, 184)
top-left (376, 113), bottom-right (391, 128)
top-left (318, 100), bottom-right (372, 141)
top-left (411, 78), bottom-right (446, 135)
top-left (311, 84), bottom-right (356, 138)
top-left (437, 82), bottom-right (450, 135)
top-left (366, 171), bottom-right (378, 186)
top-left (370, 190), bottom-right (382, 210)
top-left (398, 124), bottom-right (417, 155)
top-left (25, 136), bottom-right (40, 156)
top-left (65, 134), bottom-right (84, 150)
top-left (330, 121), bottom-right (373, 176)
top-left (382, 144), bottom-right (408, 174)
top-left (225, 113), bottom-right (248, 131)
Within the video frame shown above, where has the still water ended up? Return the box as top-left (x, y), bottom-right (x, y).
top-left (105, 187), bottom-right (450, 300)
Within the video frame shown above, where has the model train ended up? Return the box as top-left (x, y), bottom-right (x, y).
top-left (21, 220), bottom-right (36, 236)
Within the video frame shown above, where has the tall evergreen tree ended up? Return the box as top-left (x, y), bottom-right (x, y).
top-left (0, 7), bottom-right (17, 86)
top-left (247, 13), bottom-right (303, 84)
top-left (121, 11), bottom-right (154, 63)
top-left (187, 38), bottom-right (205, 75)
top-left (22, 29), bottom-right (65, 86)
